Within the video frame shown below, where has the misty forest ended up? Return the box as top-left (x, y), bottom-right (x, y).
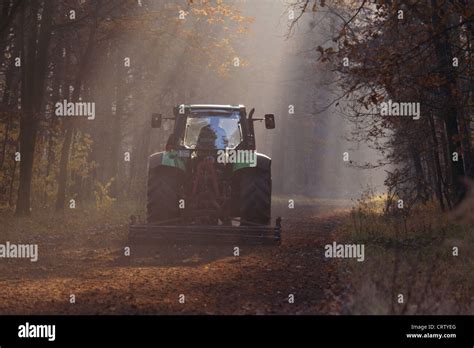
top-left (0, 0), bottom-right (473, 315)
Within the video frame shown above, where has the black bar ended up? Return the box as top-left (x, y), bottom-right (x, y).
top-left (0, 315), bottom-right (472, 346)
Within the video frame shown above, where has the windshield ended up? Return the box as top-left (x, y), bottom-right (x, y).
top-left (182, 112), bottom-right (242, 150)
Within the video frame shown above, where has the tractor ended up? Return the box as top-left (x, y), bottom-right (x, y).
top-left (129, 104), bottom-right (281, 246)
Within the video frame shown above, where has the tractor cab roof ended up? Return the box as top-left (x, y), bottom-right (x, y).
top-left (186, 104), bottom-right (245, 109)
top-left (174, 104), bottom-right (246, 117)
top-left (173, 104), bottom-right (246, 117)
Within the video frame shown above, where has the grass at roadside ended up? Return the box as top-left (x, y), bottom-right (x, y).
top-left (333, 196), bottom-right (473, 314)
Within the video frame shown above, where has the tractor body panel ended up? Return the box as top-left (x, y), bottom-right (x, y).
top-left (149, 151), bottom-right (186, 171)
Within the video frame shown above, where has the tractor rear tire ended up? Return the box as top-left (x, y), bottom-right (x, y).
top-left (240, 169), bottom-right (271, 225)
top-left (147, 166), bottom-right (182, 224)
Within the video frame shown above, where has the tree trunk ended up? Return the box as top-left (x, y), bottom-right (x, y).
top-left (15, 1), bottom-right (54, 215)
top-left (108, 47), bottom-right (125, 197)
top-left (55, 125), bottom-right (74, 210)
top-left (54, 22), bottom-right (97, 210)
top-left (430, 0), bottom-right (465, 205)
top-left (428, 113), bottom-right (446, 211)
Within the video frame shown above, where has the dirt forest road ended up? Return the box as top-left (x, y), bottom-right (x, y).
top-left (0, 204), bottom-right (349, 315)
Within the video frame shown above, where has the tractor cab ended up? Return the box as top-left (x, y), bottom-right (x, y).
top-left (152, 104), bottom-right (275, 153)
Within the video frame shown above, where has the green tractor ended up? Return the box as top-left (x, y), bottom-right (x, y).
top-left (129, 104), bottom-right (281, 246)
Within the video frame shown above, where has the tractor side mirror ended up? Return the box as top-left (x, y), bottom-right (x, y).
top-left (264, 114), bottom-right (275, 129)
top-left (151, 113), bottom-right (162, 128)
